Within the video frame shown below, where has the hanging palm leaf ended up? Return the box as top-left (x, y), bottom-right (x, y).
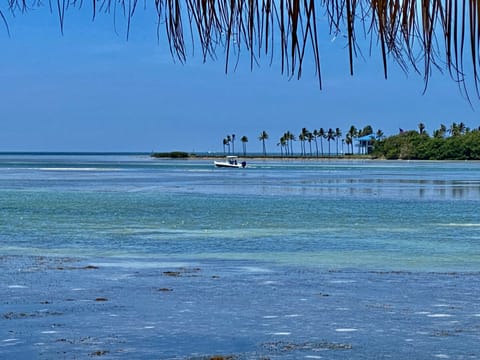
top-left (3, 0), bottom-right (480, 94)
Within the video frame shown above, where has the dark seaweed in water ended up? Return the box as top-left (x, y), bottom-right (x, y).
top-left (1, 256), bottom-right (480, 359)
top-left (261, 340), bottom-right (353, 352)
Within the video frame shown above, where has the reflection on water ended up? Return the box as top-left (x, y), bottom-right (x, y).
top-left (311, 177), bottom-right (480, 200)
top-left (204, 176), bottom-right (480, 200)
top-left (1, 156), bottom-right (480, 200)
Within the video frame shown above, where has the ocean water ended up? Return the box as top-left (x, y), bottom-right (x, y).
top-left (1, 154), bottom-right (479, 271)
top-left (1, 154), bottom-right (479, 359)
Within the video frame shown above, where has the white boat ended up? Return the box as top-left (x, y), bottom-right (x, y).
top-left (214, 156), bottom-right (246, 168)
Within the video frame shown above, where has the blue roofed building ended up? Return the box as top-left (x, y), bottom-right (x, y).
top-left (356, 134), bottom-right (376, 154)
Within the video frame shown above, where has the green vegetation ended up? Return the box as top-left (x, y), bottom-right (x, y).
top-left (217, 122), bottom-right (480, 160)
top-left (151, 151), bottom-right (191, 158)
top-left (373, 124), bottom-right (480, 160)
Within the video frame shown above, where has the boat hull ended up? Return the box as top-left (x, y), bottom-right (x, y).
top-left (214, 161), bottom-right (243, 168)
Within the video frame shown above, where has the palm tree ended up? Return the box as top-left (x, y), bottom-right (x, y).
top-left (345, 135), bottom-right (352, 155)
top-left (326, 128), bottom-right (335, 156)
top-left (226, 135), bottom-right (232, 154)
top-left (303, 128), bottom-right (312, 156)
top-left (348, 126), bottom-right (358, 154)
top-left (24, 1), bottom-right (480, 92)
top-left (317, 128), bottom-right (325, 157)
top-left (449, 122), bottom-right (460, 137)
top-left (418, 123), bottom-right (426, 135)
top-left (281, 132), bottom-right (288, 156)
top-left (222, 138), bottom-right (228, 154)
top-left (440, 124), bottom-right (447, 136)
top-left (298, 132), bottom-right (306, 156)
top-left (240, 135), bottom-right (248, 156)
top-left (312, 129), bottom-right (320, 157)
top-left (259, 130), bottom-right (269, 157)
top-left (231, 134), bottom-right (236, 154)
top-left (286, 131), bottom-right (295, 156)
top-left (300, 128), bottom-right (310, 156)
top-left (277, 136), bottom-right (287, 157)
top-left (306, 131), bottom-right (314, 156)
top-left (360, 125), bottom-right (373, 137)
top-left (433, 124), bottom-right (446, 138)
top-left (376, 129), bottom-right (385, 140)
top-left (281, 132), bottom-right (289, 156)
top-left (334, 128), bottom-right (342, 156)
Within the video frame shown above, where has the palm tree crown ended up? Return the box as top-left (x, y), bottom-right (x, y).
top-left (258, 130), bottom-right (269, 156)
top-left (240, 135), bottom-right (248, 156)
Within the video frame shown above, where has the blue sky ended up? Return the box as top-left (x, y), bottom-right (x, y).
top-left (1, 4), bottom-right (478, 153)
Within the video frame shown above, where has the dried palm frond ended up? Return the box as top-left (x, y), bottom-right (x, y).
top-left (2, 0), bottom-right (480, 95)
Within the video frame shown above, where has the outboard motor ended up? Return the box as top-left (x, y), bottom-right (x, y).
top-left (241, 161), bottom-right (247, 168)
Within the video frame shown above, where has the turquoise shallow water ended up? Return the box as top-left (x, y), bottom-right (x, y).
top-left (1, 154), bottom-right (480, 359)
top-left (1, 154), bottom-right (480, 271)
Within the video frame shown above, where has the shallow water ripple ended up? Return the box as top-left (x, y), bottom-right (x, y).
top-left (0, 256), bottom-right (479, 359)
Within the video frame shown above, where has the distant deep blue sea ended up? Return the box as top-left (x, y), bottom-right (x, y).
top-left (1, 153), bottom-right (479, 359)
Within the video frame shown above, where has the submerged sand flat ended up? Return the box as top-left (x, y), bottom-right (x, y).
top-left (1, 255), bottom-right (479, 359)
